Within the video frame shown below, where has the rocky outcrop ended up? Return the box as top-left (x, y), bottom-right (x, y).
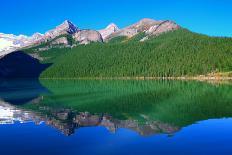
top-left (127, 18), bottom-right (163, 32)
top-left (73, 30), bottom-right (103, 45)
top-left (31, 32), bottom-right (45, 44)
top-left (51, 37), bottom-right (69, 45)
top-left (146, 20), bottom-right (180, 36)
top-left (99, 23), bottom-right (120, 40)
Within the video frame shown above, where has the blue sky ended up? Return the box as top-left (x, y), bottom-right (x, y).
top-left (1, 0), bottom-right (232, 37)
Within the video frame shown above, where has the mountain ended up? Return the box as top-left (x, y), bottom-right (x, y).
top-left (0, 33), bottom-right (38, 57)
top-left (99, 23), bottom-right (120, 40)
top-left (44, 20), bottom-right (79, 40)
top-left (0, 33), bottom-right (31, 56)
top-left (0, 20), bottom-right (79, 57)
top-left (105, 18), bottom-right (180, 41)
top-left (0, 51), bottom-right (50, 78)
top-left (0, 18), bottom-right (180, 56)
top-left (40, 29), bottom-right (232, 78)
top-left (1, 18), bottom-right (232, 78)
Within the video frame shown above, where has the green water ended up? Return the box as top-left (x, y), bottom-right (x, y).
top-left (1, 79), bottom-right (232, 154)
top-left (21, 80), bottom-right (232, 128)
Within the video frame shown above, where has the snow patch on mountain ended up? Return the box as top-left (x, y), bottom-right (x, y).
top-left (99, 23), bottom-right (120, 40)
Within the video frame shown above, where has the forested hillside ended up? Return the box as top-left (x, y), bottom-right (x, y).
top-left (38, 29), bottom-right (232, 78)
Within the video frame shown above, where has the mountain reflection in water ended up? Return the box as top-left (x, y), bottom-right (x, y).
top-left (1, 79), bottom-right (232, 137)
top-left (0, 101), bottom-right (178, 136)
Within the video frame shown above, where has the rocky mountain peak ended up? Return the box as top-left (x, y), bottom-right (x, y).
top-left (128, 18), bottom-right (162, 32)
top-left (106, 23), bottom-right (119, 31)
top-left (61, 20), bottom-right (79, 34)
top-left (99, 23), bottom-right (120, 40)
top-left (45, 20), bottom-right (79, 39)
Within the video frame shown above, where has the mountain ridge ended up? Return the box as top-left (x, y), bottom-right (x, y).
top-left (0, 18), bottom-right (180, 56)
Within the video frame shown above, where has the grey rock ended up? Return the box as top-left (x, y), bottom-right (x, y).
top-left (73, 30), bottom-right (103, 45)
top-left (99, 23), bottom-right (120, 40)
top-left (146, 20), bottom-right (180, 36)
top-left (127, 18), bottom-right (163, 32)
top-left (31, 32), bottom-right (45, 43)
top-left (106, 18), bottom-right (180, 41)
top-left (51, 37), bottom-right (69, 45)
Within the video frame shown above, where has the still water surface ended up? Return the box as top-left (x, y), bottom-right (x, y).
top-left (0, 79), bottom-right (232, 155)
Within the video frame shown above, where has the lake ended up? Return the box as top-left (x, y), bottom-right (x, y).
top-left (1, 79), bottom-right (232, 155)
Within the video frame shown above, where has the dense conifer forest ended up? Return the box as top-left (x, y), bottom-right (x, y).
top-left (37, 29), bottom-right (232, 78)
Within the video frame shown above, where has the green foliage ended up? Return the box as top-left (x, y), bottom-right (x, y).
top-left (108, 36), bottom-right (128, 43)
top-left (37, 48), bottom-right (71, 63)
top-left (128, 32), bottom-right (146, 42)
top-left (40, 29), bottom-right (232, 78)
top-left (66, 34), bottom-right (75, 45)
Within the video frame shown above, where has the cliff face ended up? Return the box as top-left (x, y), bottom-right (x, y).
top-left (73, 30), bottom-right (103, 45)
top-left (50, 37), bottom-right (69, 45)
top-left (146, 20), bottom-right (180, 36)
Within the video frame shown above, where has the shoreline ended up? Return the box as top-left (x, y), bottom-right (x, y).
top-left (40, 76), bottom-right (232, 81)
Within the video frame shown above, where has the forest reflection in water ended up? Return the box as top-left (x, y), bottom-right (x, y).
top-left (1, 79), bottom-right (232, 136)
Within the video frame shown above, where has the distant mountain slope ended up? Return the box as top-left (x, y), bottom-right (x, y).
top-left (0, 18), bottom-right (180, 56)
top-left (105, 18), bottom-right (179, 42)
top-left (0, 20), bottom-right (79, 56)
top-left (40, 29), bottom-right (232, 78)
top-left (0, 51), bottom-right (50, 78)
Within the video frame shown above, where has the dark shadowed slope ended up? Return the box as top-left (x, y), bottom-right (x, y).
top-left (0, 51), bottom-right (50, 78)
top-left (0, 79), bottom-right (49, 105)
